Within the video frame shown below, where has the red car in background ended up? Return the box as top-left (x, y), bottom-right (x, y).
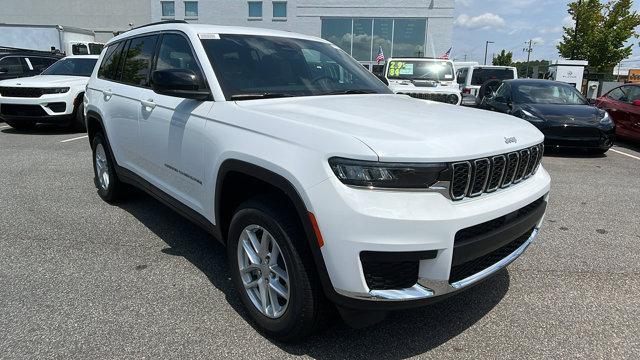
top-left (595, 84), bottom-right (640, 141)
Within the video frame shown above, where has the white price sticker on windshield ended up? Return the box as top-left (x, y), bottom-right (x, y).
top-left (199, 33), bottom-right (220, 40)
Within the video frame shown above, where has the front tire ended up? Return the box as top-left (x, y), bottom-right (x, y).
top-left (92, 133), bottom-right (124, 203)
top-left (72, 102), bottom-right (87, 132)
top-left (227, 197), bottom-right (329, 342)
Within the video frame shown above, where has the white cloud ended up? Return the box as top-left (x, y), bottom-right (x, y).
top-left (531, 37), bottom-right (546, 45)
top-left (455, 13), bottom-right (506, 30)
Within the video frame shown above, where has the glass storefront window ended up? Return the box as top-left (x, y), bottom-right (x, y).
top-left (392, 19), bottom-right (427, 57)
top-left (371, 18), bottom-right (392, 63)
top-left (321, 18), bottom-right (429, 62)
top-left (352, 19), bottom-right (373, 61)
top-left (321, 19), bottom-right (352, 54)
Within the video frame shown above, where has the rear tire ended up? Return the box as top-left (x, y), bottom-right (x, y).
top-left (92, 133), bottom-right (124, 203)
top-left (5, 120), bottom-right (36, 131)
top-left (227, 196), bottom-right (329, 342)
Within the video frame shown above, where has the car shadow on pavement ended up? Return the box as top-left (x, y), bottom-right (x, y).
top-left (117, 190), bottom-right (510, 359)
top-left (1, 124), bottom-right (82, 135)
top-left (542, 147), bottom-right (608, 158)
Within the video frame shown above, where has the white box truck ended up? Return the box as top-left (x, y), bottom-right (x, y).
top-left (0, 24), bottom-right (104, 56)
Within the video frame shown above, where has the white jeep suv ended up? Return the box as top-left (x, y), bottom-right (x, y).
top-left (385, 57), bottom-right (462, 105)
top-left (85, 22), bottom-right (550, 341)
top-left (0, 55), bottom-right (98, 131)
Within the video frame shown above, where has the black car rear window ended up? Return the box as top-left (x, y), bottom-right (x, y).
top-left (471, 68), bottom-right (515, 85)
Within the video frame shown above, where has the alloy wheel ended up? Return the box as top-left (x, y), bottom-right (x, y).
top-left (237, 225), bottom-right (290, 318)
top-left (95, 143), bottom-right (110, 191)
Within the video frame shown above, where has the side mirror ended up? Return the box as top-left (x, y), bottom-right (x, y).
top-left (0, 68), bottom-right (8, 75)
top-left (151, 69), bottom-right (211, 100)
top-left (633, 100), bottom-right (640, 107)
top-left (588, 98), bottom-right (597, 105)
top-left (485, 92), bottom-right (495, 100)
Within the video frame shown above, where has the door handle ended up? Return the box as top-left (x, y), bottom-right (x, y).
top-left (140, 99), bottom-right (156, 109)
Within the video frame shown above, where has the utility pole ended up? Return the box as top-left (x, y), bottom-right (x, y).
top-left (484, 41), bottom-right (494, 65)
top-left (572, 0), bottom-right (582, 59)
top-left (523, 40), bottom-right (534, 78)
top-left (464, 54), bottom-right (468, 61)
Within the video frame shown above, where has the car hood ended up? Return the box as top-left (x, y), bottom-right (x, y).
top-left (0, 75), bottom-right (88, 87)
top-left (520, 103), bottom-right (602, 125)
top-left (236, 94), bottom-right (544, 162)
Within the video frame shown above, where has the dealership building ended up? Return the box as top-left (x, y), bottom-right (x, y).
top-left (1, 0), bottom-right (454, 67)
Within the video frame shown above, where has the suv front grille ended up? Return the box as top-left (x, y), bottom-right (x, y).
top-left (397, 92), bottom-right (458, 104)
top-left (449, 228), bottom-right (534, 283)
top-left (450, 143), bottom-right (544, 201)
top-left (0, 87), bottom-right (44, 98)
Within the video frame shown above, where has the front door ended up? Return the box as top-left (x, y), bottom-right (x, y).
top-left (137, 32), bottom-right (213, 214)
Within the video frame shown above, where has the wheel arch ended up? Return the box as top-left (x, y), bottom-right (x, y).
top-left (215, 159), bottom-right (335, 299)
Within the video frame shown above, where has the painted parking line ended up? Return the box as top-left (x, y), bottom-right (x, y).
top-left (610, 148), bottom-right (640, 161)
top-left (60, 135), bottom-right (88, 143)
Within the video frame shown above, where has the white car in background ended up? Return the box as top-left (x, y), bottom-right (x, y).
top-left (456, 65), bottom-right (518, 106)
top-left (384, 57), bottom-right (462, 105)
top-left (0, 55), bottom-right (99, 131)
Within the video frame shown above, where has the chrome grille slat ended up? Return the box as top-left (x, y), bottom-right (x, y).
top-left (468, 158), bottom-right (490, 197)
top-left (450, 143), bottom-right (543, 201)
top-left (486, 155), bottom-right (506, 192)
top-left (450, 161), bottom-right (472, 200)
top-left (513, 149), bottom-right (530, 184)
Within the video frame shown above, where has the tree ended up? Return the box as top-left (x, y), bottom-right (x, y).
top-left (557, 0), bottom-right (640, 73)
top-left (492, 50), bottom-right (513, 66)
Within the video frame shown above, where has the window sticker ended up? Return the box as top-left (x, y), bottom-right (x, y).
top-left (198, 33), bottom-right (220, 40)
top-left (388, 61), bottom-right (413, 76)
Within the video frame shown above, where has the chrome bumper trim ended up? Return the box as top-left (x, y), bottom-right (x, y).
top-left (336, 228), bottom-right (538, 302)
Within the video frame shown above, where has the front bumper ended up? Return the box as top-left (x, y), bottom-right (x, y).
top-left (307, 166), bottom-right (550, 309)
top-left (539, 124), bottom-right (615, 150)
top-left (0, 93), bottom-right (76, 122)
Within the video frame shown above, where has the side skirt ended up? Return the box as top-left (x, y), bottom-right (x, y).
top-left (115, 165), bottom-right (223, 244)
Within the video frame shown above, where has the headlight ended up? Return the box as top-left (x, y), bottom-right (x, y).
top-left (41, 87), bottom-right (70, 94)
top-left (328, 157), bottom-right (448, 189)
top-left (599, 110), bottom-right (613, 125)
top-left (520, 109), bottom-right (545, 123)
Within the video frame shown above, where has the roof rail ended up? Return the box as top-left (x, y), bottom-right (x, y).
top-left (131, 20), bottom-right (188, 31)
top-left (0, 46), bottom-right (63, 55)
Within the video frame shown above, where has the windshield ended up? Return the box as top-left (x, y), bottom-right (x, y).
top-left (41, 58), bottom-right (97, 77)
top-left (200, 35), bottom-right (391, 100)
top-left (513, 82), bottom-right (588, 105)
top-left (471, 68), bottom-right (515, 85)
top-left (386, 60), bottom-right (454, 81)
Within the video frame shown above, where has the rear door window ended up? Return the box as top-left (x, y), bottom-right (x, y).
top-left (471, 68), bottom-right (515, 85)
top-left (120, 35), bottom-right (158, 87)
top-left (607, 87), bottom-right (628, 103)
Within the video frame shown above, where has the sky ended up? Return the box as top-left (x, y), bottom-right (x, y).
top-left (452, 0), bottom-right (640, 70)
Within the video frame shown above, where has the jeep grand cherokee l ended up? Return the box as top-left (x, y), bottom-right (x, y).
top-left (84, 22), bottom-right (551, 341)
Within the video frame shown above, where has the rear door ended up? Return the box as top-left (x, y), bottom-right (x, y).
top-left (93, 40), bottom-right (144, 169)
top-left (136, 32), bottom-right (212, 213)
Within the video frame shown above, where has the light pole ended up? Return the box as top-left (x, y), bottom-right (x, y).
top-left (484, 41), bottom-right (494, 65)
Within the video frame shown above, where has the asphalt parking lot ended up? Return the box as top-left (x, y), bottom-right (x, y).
top-left (0, 124), bottom-right (639, 359)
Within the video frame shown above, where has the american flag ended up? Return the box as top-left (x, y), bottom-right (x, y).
top-left (375, 46), bottom-right (385, 64)
top-left (438, 47), bottom-right (452, 60)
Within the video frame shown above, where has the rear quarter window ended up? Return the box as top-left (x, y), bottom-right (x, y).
top-left (98, 42), bottom-right (126, 80)
top-left (471, 68), bottom-right (515, 85)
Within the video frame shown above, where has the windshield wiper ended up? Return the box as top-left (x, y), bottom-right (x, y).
top-left (230, 92), bottom-right (296, 100)
top-left (318, 89), bottom-right (378, 95)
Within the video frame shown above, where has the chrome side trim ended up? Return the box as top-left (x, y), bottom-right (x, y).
top-left (335, 228), bottom-right (539, 302)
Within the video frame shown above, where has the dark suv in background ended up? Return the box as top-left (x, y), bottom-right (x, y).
top-left (0, 47), bottom-right (62, 81)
